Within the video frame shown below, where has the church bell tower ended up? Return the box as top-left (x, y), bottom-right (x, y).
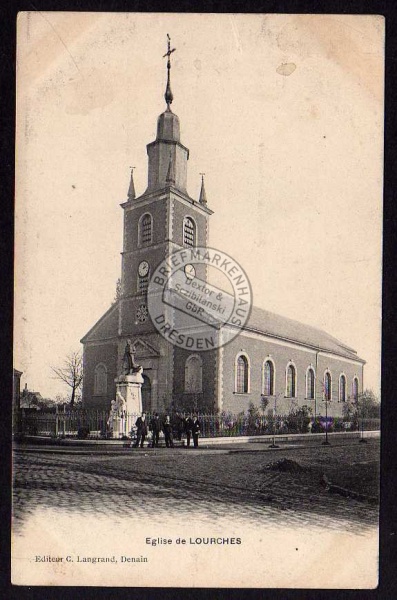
top-left (117, 35), bottom-right (214, 410)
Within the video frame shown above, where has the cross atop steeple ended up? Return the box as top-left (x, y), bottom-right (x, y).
top-left (163, 34), bottom-right (176, 109)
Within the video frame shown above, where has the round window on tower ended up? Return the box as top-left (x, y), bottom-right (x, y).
top-left (136, 304), bottom-right (148, 323)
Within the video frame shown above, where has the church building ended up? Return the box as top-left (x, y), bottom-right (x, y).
top-left (81, 42), bottom-right (364, 418)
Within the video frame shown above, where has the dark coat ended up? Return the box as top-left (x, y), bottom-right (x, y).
top-left (135, 416), bottom-right (148, 435)
top-left (192, 418), bottom-right (201, 435)
top-left (149, 416), bottom-right (161, 433)
top-left (163, 421), bottom-right (173, 436)
top-left (184, 417), bottom-right (193, 433)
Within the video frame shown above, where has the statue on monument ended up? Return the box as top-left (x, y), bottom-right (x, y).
top-left (115, 390), bottom-right (126, 411)
top-left (114, 339), bottom-right (144, 419)
top-left (122, 339), bottom-right (143, 376)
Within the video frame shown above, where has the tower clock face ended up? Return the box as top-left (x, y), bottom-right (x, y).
top-left (184, 264), bottom-right (196, 280)
top-left (138, 260), bottom-right (149, 277)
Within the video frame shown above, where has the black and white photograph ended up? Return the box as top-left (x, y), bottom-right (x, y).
top-left (13, 12), bottom-right (383, 588)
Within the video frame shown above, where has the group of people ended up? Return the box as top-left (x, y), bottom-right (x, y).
top-left (134, 413), bottom-right (201, 449)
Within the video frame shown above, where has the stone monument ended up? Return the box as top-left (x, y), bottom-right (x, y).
top-left (111, 340), bottom-right (144, 438)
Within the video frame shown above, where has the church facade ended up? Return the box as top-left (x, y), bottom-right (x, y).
top-left (81, 49), bottom-right (364, 418)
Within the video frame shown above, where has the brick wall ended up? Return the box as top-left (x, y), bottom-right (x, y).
top-left (123, 200), bottom-right (167, 253)
top-left (83, 342), bottom-right (118, 410)
top-left (221, 331), bottom-right (364, 417)
top-left (171, 198), bottom-right (208, 248)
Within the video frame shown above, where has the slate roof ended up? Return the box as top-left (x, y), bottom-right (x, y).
top-left (81, 301), bottom-right (364, 363)
top-left (243, 306), bottom-right (364, 363)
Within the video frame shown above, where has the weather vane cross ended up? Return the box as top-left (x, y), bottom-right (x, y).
top-left (163, 33), bottom-right (176, 62)
top-left (163, 34), bottom-right (176, 108)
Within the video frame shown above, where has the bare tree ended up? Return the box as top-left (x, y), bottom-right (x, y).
top-left (51, 351), bottom-right (83, 408)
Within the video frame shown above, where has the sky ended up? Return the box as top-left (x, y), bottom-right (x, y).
top-left (15, 13), bottom-right (384, 399)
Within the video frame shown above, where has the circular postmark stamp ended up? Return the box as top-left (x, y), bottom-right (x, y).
top-left (147, 247), bottom-right (253, 351)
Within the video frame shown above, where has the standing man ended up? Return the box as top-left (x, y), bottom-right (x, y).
top-left (134, 412), bottom-right (148, 448)
top-left (163, 415), bottom-right (174, 448)
top-left (149, 412), bottom-right (161, 448)
top-left (174, 412), bottom-right (184, 441)
top-left (192, 414), bottom-right (201, 448)
top-left (184, 414), bottom-right (193, 448)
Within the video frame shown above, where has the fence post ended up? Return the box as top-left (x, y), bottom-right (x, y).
top-left (55, 405), bottom-right (59, 437)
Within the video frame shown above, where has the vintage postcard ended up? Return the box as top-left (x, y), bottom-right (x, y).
top-left (13, 13), bottom-right (383, 588)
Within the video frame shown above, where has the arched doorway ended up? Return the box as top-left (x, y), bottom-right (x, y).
top-left (141, 374), bottom-right (152, 413)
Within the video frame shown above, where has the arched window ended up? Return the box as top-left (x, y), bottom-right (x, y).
top-left (263, 360), bottom-right (275, 396)
top-left (235, 354), bottom-right (249, 394)
top-left (286, 363), bottom-right (296, 398)
top-left (185, 355), bottom-right (203, 393)
top-left (139, 213), bottom-right (152, 246)
top-left (183, 216), bottom-right (196, 247)
top-left (94, 363), bottom-right (107, 395)
top-left (352, 377), bottom-right (359, 402)
top-left (339, 374), bottom-right (346, 402)
top-left (324, 371), bottom-right (332, 401)
top-left (306, 367), bottom-right (315, 399)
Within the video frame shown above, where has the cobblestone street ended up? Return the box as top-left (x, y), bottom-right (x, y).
top-left (13, 437), bottom-right (379, 534)
top-left (11, 438), bottom-right (380, 588)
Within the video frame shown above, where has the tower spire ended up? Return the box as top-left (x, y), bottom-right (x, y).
top-left (127, 167), bottom-right (136, 200)
top-left (199, 173), bottom-right (207, 205)
top-left (163, 34), bottom-right (176, 110)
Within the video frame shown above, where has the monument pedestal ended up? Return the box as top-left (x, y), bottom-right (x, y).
top-left (109, 369), bottom-right (144, 439)
top-left (110, 413), bottom-right (126, 439)
top-left (115, 370), bottom-right (144, 414)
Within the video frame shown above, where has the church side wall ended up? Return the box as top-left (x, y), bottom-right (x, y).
top-left (314, 354), bottom-right (363, 416)
top-left (83, 342), bottom-right (118, 410)
top-left (221, 332), bottom-right (364, 418)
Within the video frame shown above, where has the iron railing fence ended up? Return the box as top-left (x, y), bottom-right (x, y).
top-left (18, 409), bottom-right (381, 440)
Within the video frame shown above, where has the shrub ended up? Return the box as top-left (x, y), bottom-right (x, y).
top-left (285, 405), bottom-right (312, 433)
top-left (247, 402), bottom-right (261, 434)
top-left (333, 417), bottom-right (345, 432)
top-left (311, 418), bottom-right (324, 433)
